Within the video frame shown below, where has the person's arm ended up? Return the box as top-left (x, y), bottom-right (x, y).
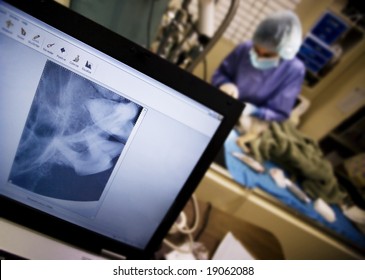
top-left (253, 62), bottom-right (305, 122)
top-left (211, 44), bottom-right (245, 88)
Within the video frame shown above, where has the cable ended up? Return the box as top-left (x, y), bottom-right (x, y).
top-left (202, 57), bottom-right (208, 81)
top-left (194, 202), bottom-right (212, 241)
top-left (175, 194), bottom-right (200, 234)
top-left (162, 194), bottom-right (200, 254)
top-left (163, 229), bottom-right (195, 254)
top-left (146, 0), bottom-right (156, 49)
top-left (186, 0), bottom-right (239, 72)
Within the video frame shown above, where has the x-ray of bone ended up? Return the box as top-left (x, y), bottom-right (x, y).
top-left (8, 60), bottom-right (143, 201)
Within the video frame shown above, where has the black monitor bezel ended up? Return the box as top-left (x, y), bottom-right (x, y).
top-left (0, 0), bottom-right (243, 259)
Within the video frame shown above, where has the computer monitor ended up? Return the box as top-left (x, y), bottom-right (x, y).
top-left (0, 0), bottom-right (243, 259)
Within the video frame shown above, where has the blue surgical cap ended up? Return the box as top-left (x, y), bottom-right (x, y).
top-left (253, 10), bottom-right (302, 60)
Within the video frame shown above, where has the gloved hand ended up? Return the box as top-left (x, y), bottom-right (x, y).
top-left (242, 103), bottom-right (259, 116)
top-left (219, 83), bottom-right (239, 99)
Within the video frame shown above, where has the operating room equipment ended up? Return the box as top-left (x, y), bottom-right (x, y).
top-left (155, 0), bottom-right (239, 71)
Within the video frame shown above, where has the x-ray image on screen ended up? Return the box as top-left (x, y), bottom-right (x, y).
top-left (8, 60), bottom-right (143, 201)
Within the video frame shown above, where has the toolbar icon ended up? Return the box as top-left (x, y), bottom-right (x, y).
top-left (33, 34), bottom-right (40, 40)
top-left (85, 61), bottom-right (92, 70)
top-left (73, 55), bottom-right (80, 63)
top-left (5, 19), bottom-right (13, 29)
top-left (21, 27), bottom-right (26, 36)
top-left (47, 43), bottom-right (55, 48)
top-left (60, 47), bottom-right (66, 53)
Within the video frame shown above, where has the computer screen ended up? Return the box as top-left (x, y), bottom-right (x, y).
top-left (0, 0), bottom-right (243, 259)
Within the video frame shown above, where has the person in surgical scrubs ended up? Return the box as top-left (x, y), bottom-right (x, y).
top-left (212, 10), bottom-right (305, 122)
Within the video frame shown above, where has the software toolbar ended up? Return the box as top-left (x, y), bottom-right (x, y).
top-left (1, 8), bottom-right (98, 76)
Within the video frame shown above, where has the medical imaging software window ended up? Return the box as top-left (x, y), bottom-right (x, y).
top-left (1, 22), bottom-right (216, 246)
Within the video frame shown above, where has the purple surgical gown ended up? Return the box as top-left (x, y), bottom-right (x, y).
top-left (211, 41), bottom-right (305, 121)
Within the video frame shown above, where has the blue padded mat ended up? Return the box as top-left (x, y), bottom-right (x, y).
top-left (224, 130), bottom-right (365, 250)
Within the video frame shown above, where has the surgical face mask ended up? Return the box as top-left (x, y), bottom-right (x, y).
top-left (249, 48), bottom-right (280, 70)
